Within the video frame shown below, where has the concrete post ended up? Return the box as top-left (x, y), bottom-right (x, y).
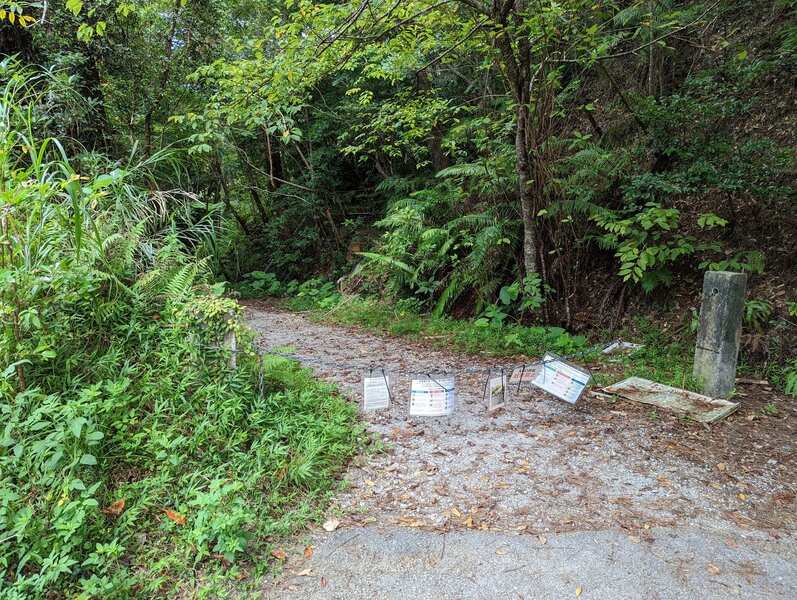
top-left (693, 271), bottom-right (747, 397)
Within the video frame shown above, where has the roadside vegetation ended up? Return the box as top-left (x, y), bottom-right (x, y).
top-left (0, 66), bottom-right (362, 598)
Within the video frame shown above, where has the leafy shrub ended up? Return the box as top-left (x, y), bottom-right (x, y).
top-left (0, 67), bottom-right (361, 598)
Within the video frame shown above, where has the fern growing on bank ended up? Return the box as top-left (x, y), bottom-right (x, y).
top-left (0, 65), bottom-right (362, 598)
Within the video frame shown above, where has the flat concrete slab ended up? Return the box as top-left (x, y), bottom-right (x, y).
top-left (262, 525), bottom-right (797, 599)
top-left (603, 377), bottom-right (740, 423)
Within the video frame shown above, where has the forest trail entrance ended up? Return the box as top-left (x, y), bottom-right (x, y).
top-left (244, 304), bottom-right (797, 599)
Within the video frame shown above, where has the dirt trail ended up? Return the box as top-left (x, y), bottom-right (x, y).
top-left (244, 304), bottom-right (797, 599)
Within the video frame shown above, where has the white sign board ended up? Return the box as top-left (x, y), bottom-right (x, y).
top-left (488, 375), bottom-right (507, 411)
top-left (362, 376), bottom-right (391, 411)
top-left (510, 365), bottom-right (541, 386)
top-left (409, 378), bottom-right (455, 416)
top-left (531, 353), bottom-right (591, 404)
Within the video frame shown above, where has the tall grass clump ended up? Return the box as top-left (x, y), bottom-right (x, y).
top-left (0, 64), bottom-right (362, 598)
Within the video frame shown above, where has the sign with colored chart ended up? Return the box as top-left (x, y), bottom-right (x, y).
top-left (409, 378), bottom-right (455, 416)
top-left (531, 353), bottom-right (591, 404)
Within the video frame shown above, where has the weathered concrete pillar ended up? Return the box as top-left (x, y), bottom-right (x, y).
top-left (693, 271), bottom-right (747, 397)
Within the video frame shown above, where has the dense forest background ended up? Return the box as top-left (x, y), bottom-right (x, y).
top-left (0, 0), bottom-right (796, 596)
top-left (3, 0), bottom-right (796, 327)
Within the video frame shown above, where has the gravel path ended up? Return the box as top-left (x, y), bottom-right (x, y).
top-left (244, 305), bottom-right (797, 599)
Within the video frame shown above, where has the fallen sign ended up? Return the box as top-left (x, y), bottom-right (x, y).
top-left (531, 353), bottom-right (591, 404)
top-left (602, 341), bottom-right (644, 355)
top-left (601, 377), bottom-right (740, 424)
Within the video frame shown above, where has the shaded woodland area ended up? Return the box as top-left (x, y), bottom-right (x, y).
top-left (0, 0), bottom-right (796, 596)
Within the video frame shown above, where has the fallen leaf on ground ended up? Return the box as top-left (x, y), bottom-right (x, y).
top-left (271, 548), bottom-right (287, 561)
top-left (162, 508), bottom-right (186, 525)
top-left (323, 518), bottom-right (340, 532)
top-left (100, 499), bottom-right (125, 516)
top-left (411, 520), bottom-right (426, 528)
top-left (304, 546), bottom-right (314, 559)
top-left (297, 568), bottom-right (315, 577)
top-left (628, 535), bottom-right (641, 544)
top-left (738, 493), bottom-right (746, 501)
top-left (538, 535), bottom-right (547, 545)
top-left (707, 563), bottom-right (722, 575)
top-left (576, 586), bottom-right (583, 596)
top-left (398, 517), bottom-right (416, 524)
top-left (463, 517), bottom-right (474, 528)
top-left (496, 549), bottom-right (507, 555)
top-left (365, 480), bottom-right (376, 487)
top-left (287, 585), bottom-right (299, 592)
top-left (321, 576), bottom-right (327, 587)
top-left (716, 463), bottom-right (726, 471)
top-left (451, 507), bottom-right (461, 518)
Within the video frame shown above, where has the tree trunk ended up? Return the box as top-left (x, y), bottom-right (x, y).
top-left (515, 103), bottom-right (539, 276)
top-left (418, 69), bottom-right (451, 173)
top-left (144, 0), bottom-right (181, 158)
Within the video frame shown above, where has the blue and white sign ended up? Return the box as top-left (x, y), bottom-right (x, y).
top-left (531, 353), bottom-right (591, 404)
top-left (409, 378), bottom-right (455, 416)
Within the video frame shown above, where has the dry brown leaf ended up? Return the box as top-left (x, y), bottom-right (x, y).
top-left (716, 463), bottom-right (726, 471)
top-left (297, 568), bottom-right (315, 577)
top-left (707, 563), bottom-right (722, 575)
top-left (162, 508), bottom-right (186, 525)
top-left (304, 546), bottom-right (314, 559)
top-left (451, 507), bottom-right (461, 518)
top-left (100, 499), bottom-right (125, 517)
top-left (463, 517), bottom-right (474, 528)
top-left (287, 585), bottom-right (299, 592)
top-left (628, 535), bottom-right (641, 544)
top-left (576, 586), bottom-right (583, 597)
top-left (538, 535), bottom-right (547, 545)
top-left (322, 518), bottom-right (340, 532)
top-left (271, 548), bottom-right (287, 561)
top-left (398, 517), bottom-right (416, 524)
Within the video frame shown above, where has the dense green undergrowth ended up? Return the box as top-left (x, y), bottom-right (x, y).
top-left (0, 70), bottom-right (362, 598)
